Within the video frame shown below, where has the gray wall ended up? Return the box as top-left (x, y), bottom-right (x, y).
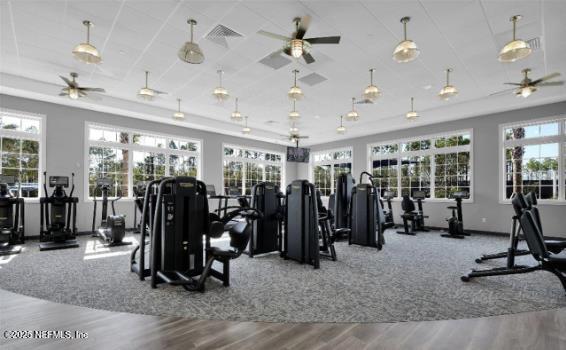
top-left (0, 94), bottom-right (297, 235)
top-left (301, 101), bottom-right (566, 237)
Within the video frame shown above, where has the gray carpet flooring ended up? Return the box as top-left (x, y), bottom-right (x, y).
top-left (1, 230), bottom-right (565, 323)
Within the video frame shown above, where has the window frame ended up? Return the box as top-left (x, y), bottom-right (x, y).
top-left (499, 116), bottom-right (565, 205)
top-left (84, 122), bottom-right (202, 201)
top-left (309, 147), bottom-right (354, 196)
top-left (0, 108), bottom-right (46, 202)
top-left (221, 143), bottom-right (286, 195)
top-left (367, 129), bottom-right (474, 202)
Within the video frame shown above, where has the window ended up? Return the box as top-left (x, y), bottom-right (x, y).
top-left (86, 123), bottom-right (201, 198)
top-left (501, 118), bottom-right (565, 202)
top-left (368, 130), bottom-right (472, 199)
top-left (0, 109), bottom-right (44, 198)
top-left (311, 148), bottom-right (353, 196)
top-left (222, 145), bottom-right (285, 195)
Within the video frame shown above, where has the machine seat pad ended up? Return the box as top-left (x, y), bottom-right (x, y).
top-left (334, 228), bottom-right (351, 235)
top-left (208, 247), bottom-right (238, 259)
top-left (545, 240), bottom-right (566, 254)
top-left (545, 254), bottom-right (566, 270)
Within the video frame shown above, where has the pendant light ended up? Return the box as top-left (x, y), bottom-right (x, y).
top-left (393, 17), bottom-right (420, 63)
top-left (289, 100), bottom-right (300, 120)
top-left (336, 115), bottom-right (346, 134)
top-left (346, 97), bottom-right (359, 121)
top-left (231, 97), bottom-right (242, 121)
top-left (498, 15), bottom-right (531, 63)
top-left (290, 122), bottom-right (299, 134)
top-left (138, 71), bottom-right (155, 101)
top-left (288, 69), bottom-right (303, 100)
top-left (438, 68), bottom-right (458, 100)
top-left (178, 19), bottom-right (204, 64)
top-left (363, 68), bottom-right (381, 102)
top-left (212, 70), bottom-right (229, 102)
top-left (242, 116), bottom-right (251, 134)
top-left (72, 20), bottom-right (102, 64)
top-left (173, 98), bottom-right (185, 119)
top-left (406, 97), bottom-right (419, 120)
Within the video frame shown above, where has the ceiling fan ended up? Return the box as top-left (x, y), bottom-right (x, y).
top-left (138, 71), bottom-right (167, 101)
top-left (258, 15), bottom-right (341, 64)
top-left (491, 69), bottom-right (563, 98)
top-left (58, 72), bottom-right (105, 100)
top-left (288, 132), bottom-right (309, 148)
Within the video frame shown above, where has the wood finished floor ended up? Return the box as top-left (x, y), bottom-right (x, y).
top-left (0, 289), bottom-right (565, 350)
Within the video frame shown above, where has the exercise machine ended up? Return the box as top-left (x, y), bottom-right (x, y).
top-left (248, 182), bottom-right (284, 257)
top-left (315, 190), bottom-right (339, 261)
top-left (132, 181), bottom-right (146, 234)
top-left (39, 172), bottom-right (79, 251)
top-left (283, 180), bottom-right (335, 269)
top-left (0, 175), bottom-right (24, 256)
top-left (396, 191), bottom-right (429, 235)
top-left (462, 193), bottom-right (566, 289)
top-left (91, 177), bottom-right (130, 246)
top-left (441, 191), bottom-right (470, 239)
top-left (349, 172), bottom-right (384, 249)
top-left (381, 190), bottom-right (395, 229)
top-left (333, 173), bottom-right (354, 233)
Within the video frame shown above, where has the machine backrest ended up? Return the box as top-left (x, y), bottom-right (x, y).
top-left (511, 192), bottom-right (528, 217)
top-left (228, 221), bottom-right (252, 255)
top-left (401, 195), bottom-right (415, 212)
top-left (524, 192), bottom-right (543, 233)
top-left (315, 189), bottom-right (325, 213)
top-left (519, 210), bottom-right (549, 260)
top-left (525, 191), bottom-right (538, 206)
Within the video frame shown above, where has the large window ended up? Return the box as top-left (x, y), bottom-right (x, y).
top-left (501, 118), bottom-right (565, 202)
top-left (222, 145), bottom-right (284, 195)
top-left (311, 148), bottom-right (353, 196)
top-left (368, 130), bottom-right (472, 199)
top-left (0, 109), bottom-right (44, 198)
top-left (86, 123), bottom-right (201, 198)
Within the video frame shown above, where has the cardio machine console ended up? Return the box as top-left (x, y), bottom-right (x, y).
top-left (412, 190), bottom-right (427, 200)
top-left (49, 176), bottom-right (69, 188)
top-left (383, 190), bottom-right (395, 199)
top-left (0, 175), bottom-right (16, 185)
top-left (95, 177), bottom-right (113, 188)
top-left (452, 191), bottom-right (470, 199)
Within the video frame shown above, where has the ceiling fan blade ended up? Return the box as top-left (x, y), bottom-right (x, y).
top-left (257, 30), bottom-right (291, 41)
top-left (80, 87), bottom-right (106, 93)
top-left (295, 15), bottom-right (311, 39)
top-left (60, 76), bottom-right (73, 87)
top-left (504, 83), bottom-right (522, 86)
top-left (305, 36), bottom-right (341, 44)
top-left (356, 99), bottom-right (374, 105)
top-left (153, 90), bottom-right (168, 95)
top-left (532, 72), bottom-right (561, 85)
top-left (303, 52), bottom-right (315, 64)
top-left (537, 81), bottom-right (564, 87)
top-left (78, 90), bottom-right (87, 97)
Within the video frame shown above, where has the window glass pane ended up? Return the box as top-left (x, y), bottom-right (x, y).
top-left (89, 146), bottom-right (129, 197)
top-left (1, 116), bottom-right (21, 131)
top-left (223, 160), bottom-right (243, 195)
top-left (265, 165), bottom-right (281, 185)
top-left (314, 165), bottom-right (331, 196)
top-left (505, 122), bottom-right (559, 140)
top-left (169, 155), bottom-right (198, 177)
top-left (133, 151), bottom-right (166, 184)
top-left (245, 163), bottom-right (263, 195)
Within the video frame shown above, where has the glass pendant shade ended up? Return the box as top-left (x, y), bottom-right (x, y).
top-left (231, 98), bottom-right (243, 121)
top-left (138, 87), bottom-right (155, 101)
top-left (406, 97), bottom-right (419, 120)
top-left (73, 20), bottom-right (102, 64)
top-left (438, 68), bottom-right (458, 100)
top-left (213, 70), bottom-right (229, 102)
top-left (345, 97), bottom-right (359, 121)
top-left (289, 100), bottom-right (300, 120)
top-left (498, 15), bottom-right (531, 63)
top-left (363, 69), bottom-right (381, 101)
top-left (290, 39), bottom-right (303, 58)
top-left (336, 116), bottom-right (346, 134)
top-left (173, 98), bottom-right (185, 119)
top-left (290, 123), bottom-right (299, 133)
top-left (242, 116), bottom-right (251, 134)
top-left (517, 86), bottom-right (536, 98)
top-left (68, 88), bottom-right (80, 100)
top-left (178, 19), bottom-right (204, 64)
top-left (288, 69), bottom-right (303, 100)
top-left (393, 17), bottom-right (419, 63)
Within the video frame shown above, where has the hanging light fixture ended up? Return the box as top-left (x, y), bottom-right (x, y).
top-left (498, 15), bottom-right (532, 63)
top-left (290, 122), bottom-right (299, 134)
top-left (288, 69), bottom-right (303, 100)
top-left (336, 115), bottom-right (346, 134)
top-left (406, 97), bottom-right (419, 120)
top-left (242, 116), bottom-right (251, 134)
top-left (393, 17), bottom-right (420, 63)
top-left (231, 97), bottom-right (243, 121)
top-left (288, 100), bottom-right (300, 120)
top-left (212, 70), bottom-right (229, 102)
top-left (363, 68), bottom-right (381, 102)
top-left (173, 98), bottom-right (185, 119)
top-left (72, 20), bottom-right (102, 64)
top-left (346, 97), bottom-right (359, 121)
top-left (178, 19), bottom-right (204, 64)
top-left (290, 39), bottom-right (304, 58)
top-left (138, 71), bottom-right (155, 101)
top-left (438, 68), bottom-right (459, 100)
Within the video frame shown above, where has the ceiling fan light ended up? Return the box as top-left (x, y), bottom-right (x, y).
top-left (363, 85), bottom-right (381, 101)
top-left (288, 85), bottom-right (303, 100)
top-left (393, 40), bottom-right (420, 63)
top-left (213, 86), bottom-right (229, 102)
top-left (517, 86), bottom-right (536, 98)
top-left (498, 40), bottom-right (531, 63)
top-left (73, 43), bottom-right (102, 64)
top-left (406, 111), bottom-right (419, 120)
top-left (290, 125), bottom-right (299, 133)
top-left (138, 87), bottom-right (155, 101)
top-left (242, 126), bottom-right (251, 134)
top-left (290, 39), bottom-right (303, 58)
top-left (68, 88), bottom-right (80, 100)
top-left (178, 42), bottom-right (204, 64)
top-left (289, 110), bottom-right (300, 120)
top-left (438, 85), bottom-right (458, 100)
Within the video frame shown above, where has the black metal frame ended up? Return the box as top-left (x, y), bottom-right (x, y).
top-left (441, 191), bottom-right (470, 239)
top-left (396, 191), bottom-right (428, 235)
top-left (349, 172), bottom-right (384, 250)
top-left (91, 177), bottom-right (130, 246)
top-left (248, 182), bottom-right (283, 257)
top-left (0, 174), bottom-right (25, 256)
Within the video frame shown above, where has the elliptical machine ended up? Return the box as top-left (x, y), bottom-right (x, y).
top-left (39, 172), bottom-right (79, 251)
top-left (381, 190), bottom-right (395, 229)
top-left (91, 177), bottom-right (131, 246)
top-left (0, 174), bottom-right (24, 256)
top-left (396, 191), bottom-right (428, 235)
top-left (441, 191), bottom-right (470, 239)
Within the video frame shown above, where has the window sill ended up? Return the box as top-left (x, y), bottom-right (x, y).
top-left (499, 200), bottom-right (566, 206)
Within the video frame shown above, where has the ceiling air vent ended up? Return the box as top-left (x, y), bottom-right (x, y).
top-left (526, 37), bottom-right (541, 50)
top-left (259, 52), bottom-right (292, 70)
top-left (205, 24), bottom-right (243, 48)
top-left (299, 72), bottom-right (327, 86)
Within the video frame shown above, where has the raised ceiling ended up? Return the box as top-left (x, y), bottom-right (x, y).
top-left (1, 0), bottom-right (565, 146)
